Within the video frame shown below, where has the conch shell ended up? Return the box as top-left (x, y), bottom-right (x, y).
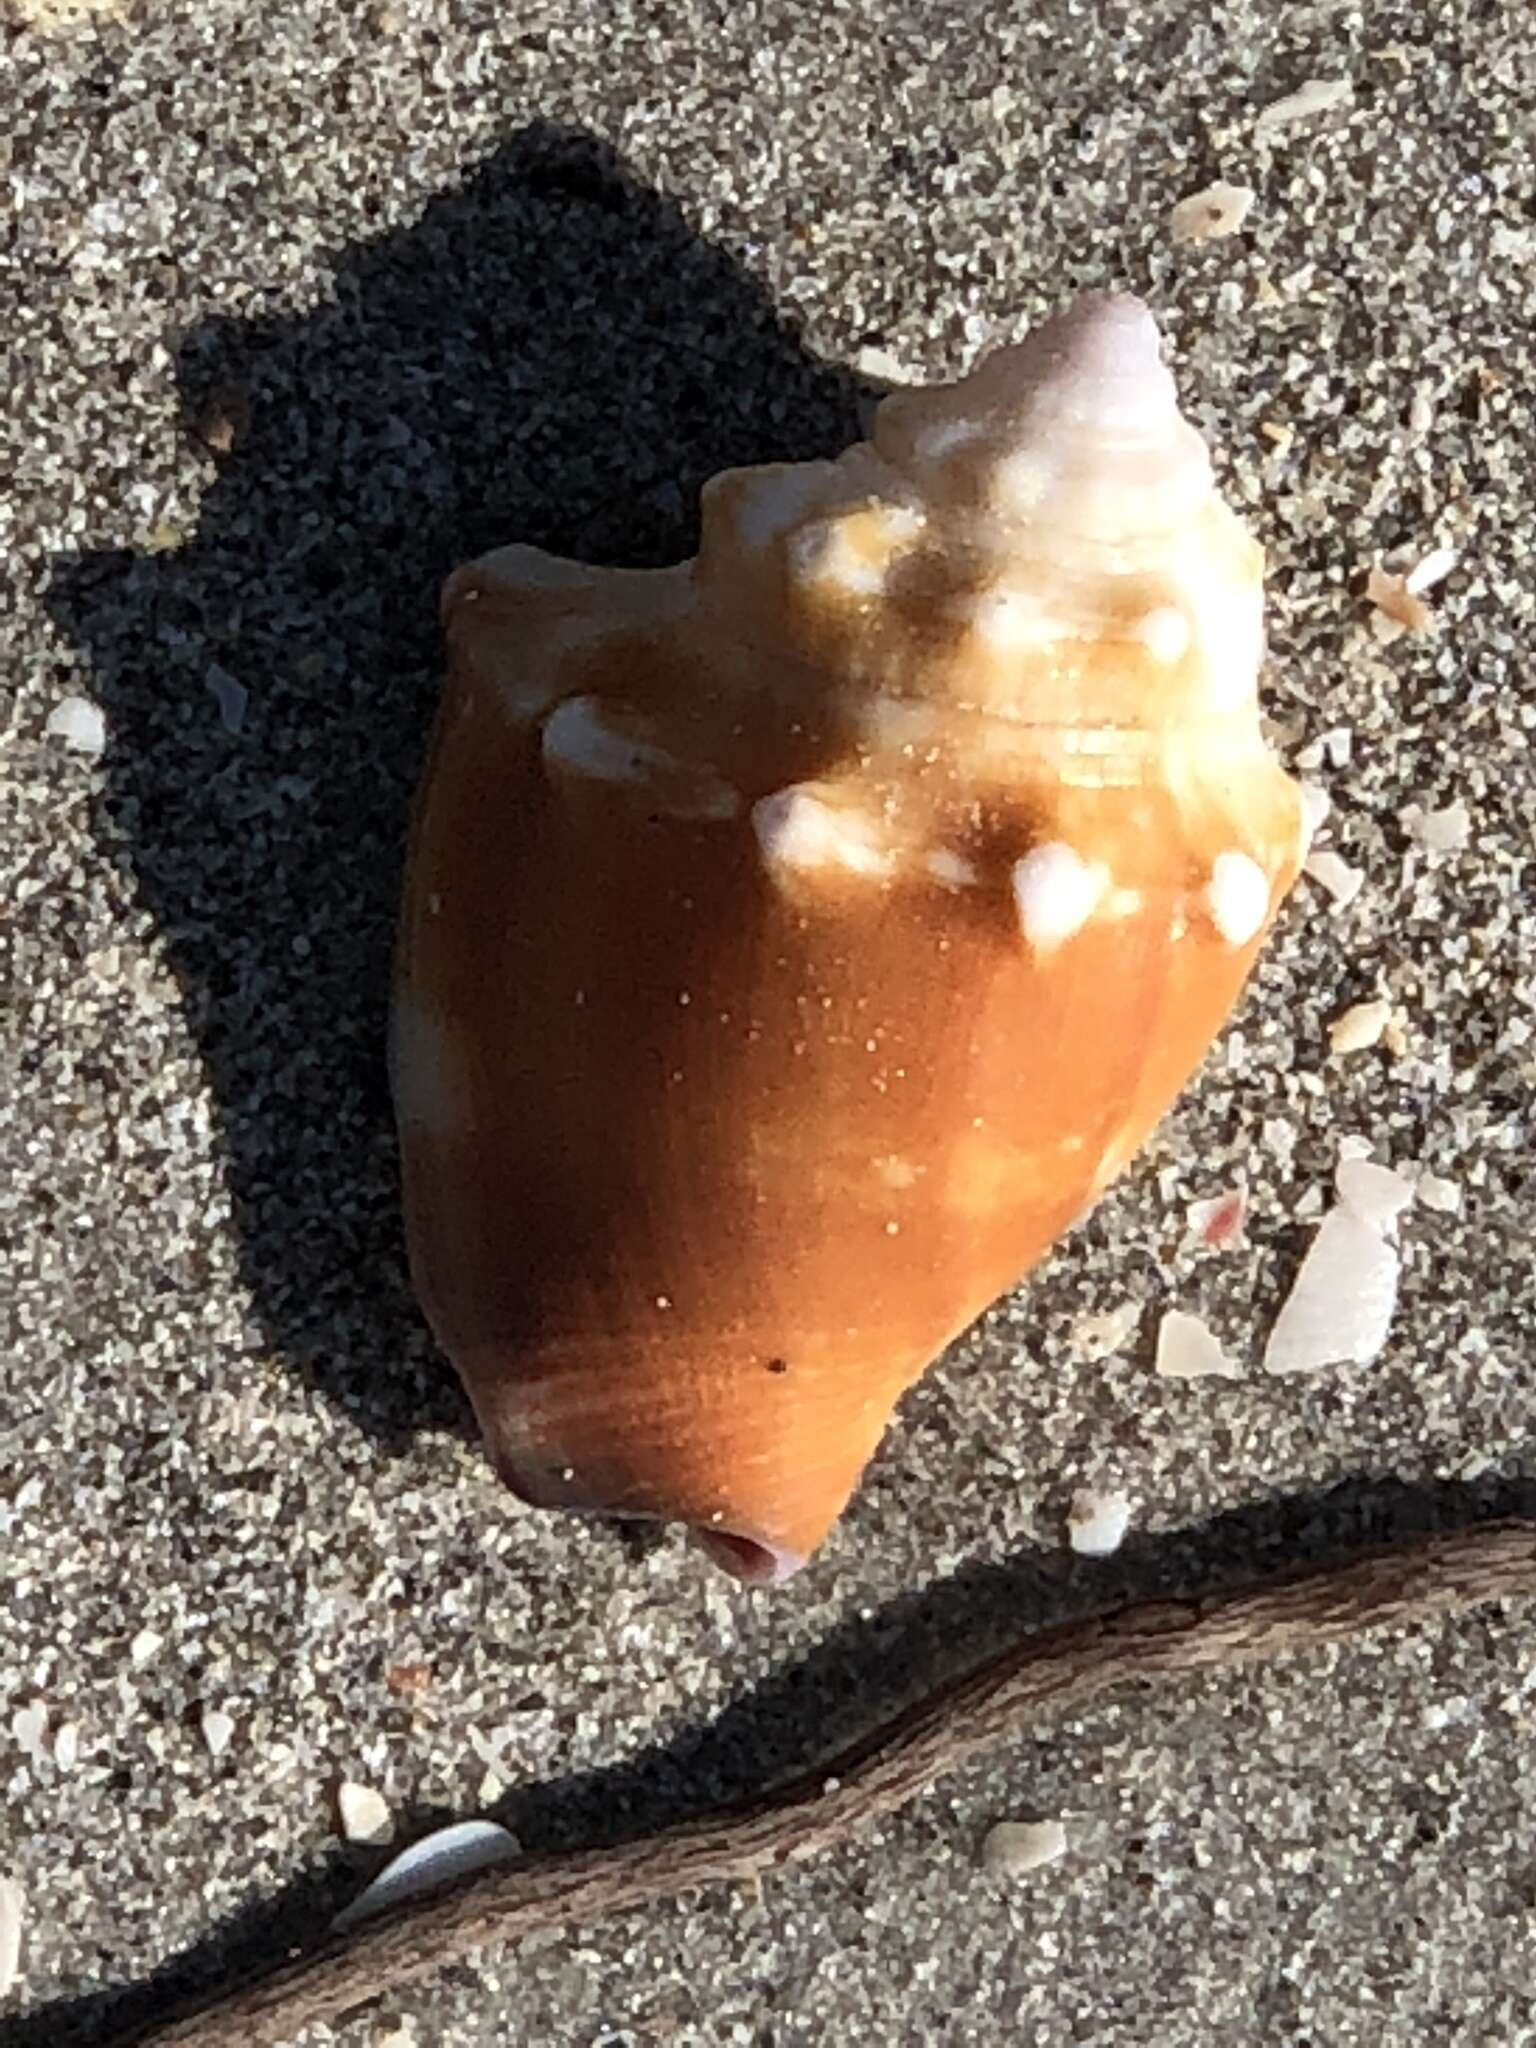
top-left (393, 294), bottom-right (1305, 1583)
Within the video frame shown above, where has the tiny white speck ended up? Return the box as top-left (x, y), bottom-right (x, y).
top-left (752, 787), bottom-right (891, 878)
top-left (885, 1220), bottom-right (900, 1236)
top-left (1134, 606), bottom-right (1189, 663)
top-left (655, 1295), bottom-right (672, 1310)
top-left (969, 586), bottom-right (1057, 653)
top-left (1012, 843), bottom-right (1106, 951)
top-left (918, 416), bottom-right (981, 462)
top-left (926, 849), bottom-right (977, 888)
top-left (1205, 852), bottom-right (1271, 945)
top-left (791, 520), bottom-right (884, 596)
top-left (560, 1466), bottom-right (575, 1482)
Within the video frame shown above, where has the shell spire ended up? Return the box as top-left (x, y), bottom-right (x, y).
top-left (394, 291), bottom-right (1304, 1583)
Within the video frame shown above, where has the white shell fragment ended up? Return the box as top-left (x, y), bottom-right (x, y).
top-left (11, 1703), bottom-right (47, 1761)
top-left (200, 1706), bottom-right (236, 1758)
top-left (1401, 799), bottom-right (1471, 854)
top-left (1415, 1169), bottom-right (1462, 1214)
top-left (1303, 850), bottom-right (1365, 909)
top-left (1072, 1300), bottom-right (1143, 1361)
top-left (1169, 181), bottom-right (1256, 244)
top-left (46, 694), bottom-right (106, 756)
top-left (1067, 1490), bottom-right (1133, 1556)
top-left (1405, 546), bottom-right (1458, 596)
top-left (1335, 1157), bottom-right (1416, 1235)
top-left (1328, 998), bottom-right (1392, 1055)
top-left (331, 1820), bottom-right (522, 1932)
top-left (129, 1627), bottom-right (163, 1669)
top-left (1012, 842), bottom-right (1104, 951)
top-left (981, 1818), bottom-right (1069, 1877)
top-left (337, 1780), bottom-right (394, 1845)
top-left (1255, 78), bottom-right (1354, 133)
top-left (1155, 1309), bottom-right (1242, 1381)
top-left (1264, 1206), bottom-right (1401, 1374)
top-left (0, 1878), bottom-right (22, 2000)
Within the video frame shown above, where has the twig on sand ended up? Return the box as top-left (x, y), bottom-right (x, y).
top-left (115, 1519), bottom-right (1536, 2047)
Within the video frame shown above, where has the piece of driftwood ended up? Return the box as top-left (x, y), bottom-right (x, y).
top-left (111, 1519), bottom-right (1536, 2047)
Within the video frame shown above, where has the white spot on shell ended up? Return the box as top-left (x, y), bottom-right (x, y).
top-left (873, 1155), bottom-right (922, 1190)
top-left (541, 696), bottom-right (741, 821)
top-left (926, 849), bottom-right (978, 888)
top-left (969, 586), bottom-right (1059, 653)
top-left (389, 995), bottom-right (465, 1135)
top-left (733, 465), bottom-right (834, 548)
top-left (1012, 843), bottom-right (1106, 951)
top-left (752, 787), bottom-right (892, 879)
top-left (1134, 606), bottom-right (1189, 663)
top-left (917, 416), bottom-right (982, 462)
top-left (989, 448), bottom-right (1052, 518)
top-left (791, 520), bottom-right (884, 596)
top-left (1205, 852), bottom-right (1270, 945)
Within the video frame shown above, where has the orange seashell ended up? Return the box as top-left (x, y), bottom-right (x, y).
top-left (393, 293), bottom-right (1306, 1584)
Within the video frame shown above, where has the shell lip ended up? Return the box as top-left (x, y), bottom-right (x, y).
top-left (493, 1451), bottom-right (808, 1587)
top-left (692, 1528), bottom-right (807, 1587)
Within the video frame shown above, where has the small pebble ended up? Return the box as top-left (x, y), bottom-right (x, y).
top-left (45, 695), bottom-right (106, 756)
top-left (338, 1781), bottom-right (395, 1845)
top-left (1329, 998), bottom-right (1393, 1055)
top-left (1067, 1490), bottom-right (1133, 1556)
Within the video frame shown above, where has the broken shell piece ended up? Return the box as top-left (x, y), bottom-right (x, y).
top-left (0, 1878), bottom-right (21, 2000)
top-left (395, 292), bottom-right (1305, 1580)
top-left (1405, 546), bottom-right (1457, 596)
top-left (1186, 1188), bottom-right (1248, 1250)
top-left (1335, 1157), bottom-right (1416, 1235)
top-left (46, 695), bottom-right (105, 757)
top-left (1255, 78), bottom-right (1354, 133)
top-left (331, 1821), bottom-right (522, 1933)
top-left (1264, 1205), bottom-right (1400, 1374)
top-left (200, 1706), bottom-right (236, 1758)
top-left (337, 1781), bottom-right (394, 1846)
top-left (1073, 1300), bottom-right (1143, 1362)
top-left (1067, 1490), bottom-right (1133, 1555)
top-left (1169, 181), bottom-right (1256, 244)
top-left (1401, 799), bottom-right (1471, 854)
top-left (1303, 850), bottom-right (1364, 909)
top-left (1414, 1169), bottom-right (1462, 1215)
top-left (981, 1818), bottom-right (1068, 1876)
top-left (1366, 566), bottom-right (1434, 637)
top-left (1155, 1309), bottom-right (1242, 1380)
top-left (1328, 998), bottom-right (1392, 1055)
